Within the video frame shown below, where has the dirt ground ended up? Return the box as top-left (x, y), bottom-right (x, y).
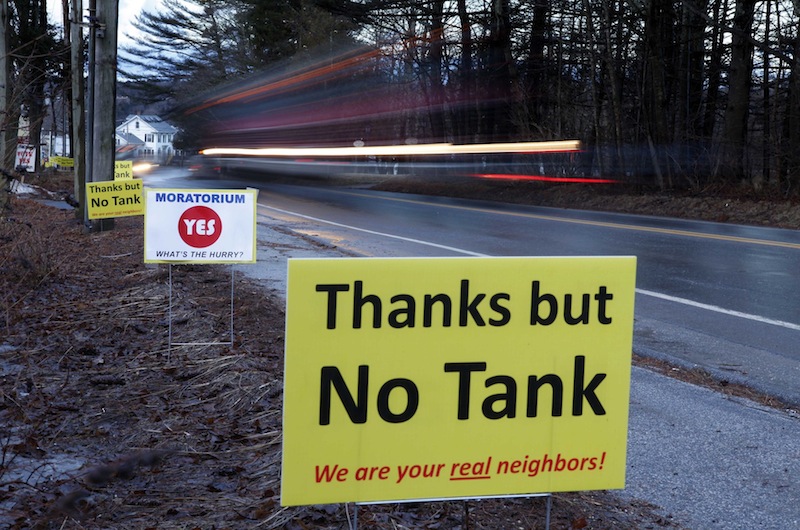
top-left (1, 172), bottom-right (797, 529)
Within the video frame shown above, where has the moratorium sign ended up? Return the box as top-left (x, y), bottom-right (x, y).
top-left (281, 256), bottom-right (637, 506)
top-left (144, 188), bottom-right (258, 264)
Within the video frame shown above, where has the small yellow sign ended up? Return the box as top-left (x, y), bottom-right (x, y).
top-left (86, 179), bottom-right (144, 219)
top-left (51, 156), bottom-right (74, 168)
top-left (114, 161), bottom-right (134, 180)
top-left (281, 256), bottom-right (637, 506)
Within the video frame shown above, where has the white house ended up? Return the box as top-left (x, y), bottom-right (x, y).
top-left (115, 114), bottom-right (179, 163)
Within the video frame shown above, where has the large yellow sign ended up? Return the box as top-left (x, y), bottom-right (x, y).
top-left (281, 256), bottom-right (637, 506)
top-left (86, 179), bottom-right (144, 219)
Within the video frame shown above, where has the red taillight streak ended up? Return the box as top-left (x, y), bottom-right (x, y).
top-left (475, 174), bottom-right (618, 184)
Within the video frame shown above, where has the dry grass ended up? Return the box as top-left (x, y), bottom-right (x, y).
top-left (1, 197), bottom-right (679, 529)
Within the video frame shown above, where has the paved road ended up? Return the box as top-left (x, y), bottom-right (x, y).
top-left (234, 180), bottom-right (800, 405)
top-left (142, 168), bottom-right (800, 528)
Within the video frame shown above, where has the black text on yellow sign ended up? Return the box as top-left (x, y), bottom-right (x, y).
top-left (316, 280), bottom-right (613, 424)
top-left (114, 160), bottom-right (134, 180)
top-left (86, 179), bottom-right (144, 219)
top-left (281, 256), bottom-right (637, 506)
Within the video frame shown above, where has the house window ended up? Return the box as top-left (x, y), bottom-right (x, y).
top-left (145, 134), bottom-right (154, 142)
top-left (135, 121), bottom-right (139, 129)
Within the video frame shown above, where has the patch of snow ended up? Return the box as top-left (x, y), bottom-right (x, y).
top-left (9, 179), bottom-right (38, 195)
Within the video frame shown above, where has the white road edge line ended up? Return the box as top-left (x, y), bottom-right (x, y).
top-left (260, 205), bottom-right (488, 256)
top-left (636, 289), bottom-right (800, 331)
top-left (260, 204), bottom-right (800, 331)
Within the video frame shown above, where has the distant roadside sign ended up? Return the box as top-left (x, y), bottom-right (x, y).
top-left (86, 179), bottom-right (144, 219)
top-left (15, 144), bottom-right (35, 172)
top-left (51, 156), bottom-right (74, 168)
top-left (114, 161), bottom-right (134, 180)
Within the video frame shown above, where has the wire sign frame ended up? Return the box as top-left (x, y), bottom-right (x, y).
top-left (167, 264), bottom-right (235, 358)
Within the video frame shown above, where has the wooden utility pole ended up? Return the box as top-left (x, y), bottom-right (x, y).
top-left (70, 0), bottom-right (86, 220)
top-left (0, 0), bottom-right (13, 186)
top-left (90, 0), bottom-right (118, 230)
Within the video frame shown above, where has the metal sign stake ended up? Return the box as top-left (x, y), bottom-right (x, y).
top-left (348, 494), bottom-right (551, 530)
top-left (167, 263), bottom-right (236, 361)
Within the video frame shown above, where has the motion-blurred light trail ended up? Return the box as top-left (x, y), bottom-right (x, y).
top-left (201, 140), bottom-right (581, 158)
top-left (187, 47), bottom-right (385, 114)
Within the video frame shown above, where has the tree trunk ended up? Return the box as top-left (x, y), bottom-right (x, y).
top-left (426, 0), bottom-right (446, 141)
top-left (62, 0), bottom-right (72, 158)
top-left (781, 0), bottom-right (800, 193)
top-left (677, 0), bottom-right (709, 187)
top-left (524, 0), bottom-right (549, 128)
top-left (0, 0), bottom-right (13, 187)
top-left (602, 0), bottom-right (625, 178)
top-left (13, 0), bottom-right (49, 175)
top-left (455, 0), bottom-right (475, 142)
top-left (1, 0), bottom-right (18, 179)
top-left (581, 0), bottom-right (606, 177)
top-left (762, 0), bottom-right (771, 188)
top-left (642, 0), bottom-right (676, 189)
top-left (717, 0), bottom-right (756, 183)
top-left (485, 0), bottom-right (516, 141)
top-left (0, 0), bottom-right (8, 211)
top-left (702, 0), bottom-right (726, 142)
